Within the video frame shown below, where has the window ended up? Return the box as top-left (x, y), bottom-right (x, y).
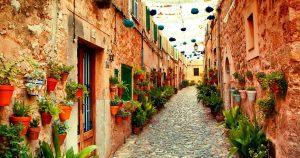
top-left (132, 0), bottom-right (138, 19)
top-left (194, 68), bottom-right (199, 76)
top-left (153, 23), bottom-right (158, 41)
top-left (146, 6), bottom-right (150, 30)
top-left (247, 14), bottom-right (254, 51)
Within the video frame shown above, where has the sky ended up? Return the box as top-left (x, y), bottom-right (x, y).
top-left (143, 0), bottom-right (219, 60)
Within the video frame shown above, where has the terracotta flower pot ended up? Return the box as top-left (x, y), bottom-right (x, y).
top-left (110, 86), bottom-right (117, 93)
top-left (246, 91), bottom-right (257, 103)
top-left (75, 89), bottom-right (83, 98)
top-left (60, 72), bottom-right (69, 82)
top-left (58, 133), bottom-right (67, 146)
top-left (47, 77), bottom-right (58, 91)
top-left (28, 127), bottom-right (41, 140)
top-left (133, 127), bottom-right (142, 135)
top-left (118, 102), bottom-right (123, 108)
top-left (0, 85), bottom-right (14, 106)
top-left (215, 115), bottom-right (225, 122)
top-left (145, 93), bottom-right (149, 97)
top-left (59, 105), bottom-right (73, 122)
top-left (41, 112), bottom-right (52, 125)
top-left (143, 85), bottom-right (148, 90)
top-left (139, 74), bottom-right (145, 80)
top-left (134, 74), bottom-right (141, 81)
top-left (115, 115), bottom-right (122, 124)
top-left (122, 115), bottom-right (130, 120)
top-left (10, 116), bottom-right (31, 134)
top-left (118, 88), bottom-right (124, 97)
top-left (133, 94), bottom-right (138, 101)
top-left (110, 106), bottom-right (119, 115)
top-left (271, 83), bottom-right (280, 94)
top-left (239, 90), bottom-right (247, 99)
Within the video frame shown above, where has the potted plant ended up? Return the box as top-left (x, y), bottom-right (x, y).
top-left (47, 61), bottom-right (61, 91)
top-left (0, 55), bottom-right (19, 106)
top-left (246, 87), bottom-right (257, 103)
top-left (263, 72), bottom-right (288, 97)
top-left (65, 81), bottom-right (89, 100)
top-left (28, 118), bottom-right (41, 140)
top-left (9, 101), bottom-right (32, 134)
top-left (110, 97), bottom-right (120, 115)
top-left (59, 99), bottom-right (74, 122)
top-left (142, 80), bottom-right (150, 90)
top-left (38, 96), bottom-right (60, 125)
top-left (238, 88), bottom-right (247, 99)
top-left (133, 89), bottom-right (140, 101)
top-left (233, 72), bottom-right (245, 85)
top-left (257, 95), bottom-right (275, 117)
top-left (125, 101), bottom-right (141, 112)
top-left (245, 70), bottom-right (253, 80)
top-left (132, 107), bottom-right (146, 135)
top-left (118, 109), bottom-right (131, 120)
top-left (109, 76), bottom-right (119, 94)
top-left (256, 72), bottom-right (266, 84)
top-left (53, 121), bottom-right (69, 146)
top-left (115, 110), bottom-right (123, 124)
top-left (24, 59), bottom-right (46, 96)
top-left (233, 90), bottom-right (241, 103)
top-left (60, 64), bottom-right (74, 82)
top-left (134, 66), bottom-right (144, 81)
top-left (117, 81), bottom-right (128, 98)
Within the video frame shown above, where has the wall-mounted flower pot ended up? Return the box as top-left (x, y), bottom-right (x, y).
top-left (122, 115), bottom-right (130, 120)
top-left (271, 83), bottom-right (280, 94)
top-left (60, 72), bottom-right (69, 82)
top-left (110, 86), bottom-right (117, 93)
top-left (26, 79), bottom-right (44, 96)
top-left (58, 132), bottom-right (67, 146)
top-left (110, 106), bottom-right (119, 115)
top-left (234, 94), bottom-right (241, 103)
top-left (59, 105), bottom-right (73, 122)
top-left (133, 126), bottom-right (142, 135)
top-left (41, 112), bottom-right (52, 125)
top-left (118, 102), bottom-right (123, 108)
top-left (123, 19), bottom-right (134, 28)
top-left (133, 94), bottom-right (139, 101)
top-left (191, 8), bottom-right (199, 14)
top-left (134, 74), bottom-right (141, 81)
top-left (115, 115), bottom-right (122, 124)
top-left (47, 78), bottom-right (58, 91)
top-left (139, 74), bottom-right (145, 80)
top-left (0, 85), bottom-right (14, 106)
top-left (239, 90), bottom-right (247, 99)
top-left (28, 127), bottom-right (41, 140)
top-left (10, 116), bottom-right (31, 134)
top-left (118, 88), bottom-right (124, 97)
top-left (246, 91), bottom-right (257, 103)
top-left (75, 89), bottom-right (83, 98)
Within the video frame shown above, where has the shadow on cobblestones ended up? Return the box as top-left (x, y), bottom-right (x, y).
top-left (113, 87), bottom-right (230, 158)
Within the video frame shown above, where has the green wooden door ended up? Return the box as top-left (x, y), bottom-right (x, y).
top-left (121, 64), bottom-right (132, 101)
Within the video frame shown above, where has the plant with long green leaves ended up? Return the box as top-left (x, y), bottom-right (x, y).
top-left (149, 87), bottom-right (167, 108)
top-left (117, 81), bottom-right (129, 92)
top-left (109, 76), bottom-right (119, 85)
top-left (53, 121), bottom-right (69, 134)
top-left (141, 97), bottom-right (157, 119)
top-left (38, 96), bottom-right (60, 119)
top-left (256, 94), bottom-right (275, 117)
top-left (60, 64), bottom-right (74, 74)
top-left (65, 81), bottom-right (89, 101)
top-left (0, 53), bottom-right (20, 85)
top-left (48, 61), bottom-right (62, 80)
top-left (132, 107), bottom-right (147, 127)
top-left (12, 101), bottom-right (31, 117)
top-left (223, 106), bottom-right (242, 130)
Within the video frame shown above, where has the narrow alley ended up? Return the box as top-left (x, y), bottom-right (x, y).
top-left (113, 87), bottom-right (229, 158)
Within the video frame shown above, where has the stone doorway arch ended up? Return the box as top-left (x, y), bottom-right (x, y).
top-left (223, 51), bottom-right (235, 109)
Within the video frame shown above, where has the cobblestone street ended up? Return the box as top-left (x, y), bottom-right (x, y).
top-left (113, 87), bottom-right (229, 158)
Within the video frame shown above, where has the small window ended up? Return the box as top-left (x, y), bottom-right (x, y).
top-left (247, 14), bottom-right (254, 51)
top-left (132, 0), bottom-right (138, 19)
top-left (194, 68), bottom-right (199, 76)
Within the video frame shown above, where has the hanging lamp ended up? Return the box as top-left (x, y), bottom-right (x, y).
top-left (205, 6), bottom-right (214, 13)
top-left (191, 39), bottom-right (196, 43)
top-left (150, 9), bottom-right (157, 16)
top-left (191, 8), bottom-right (199, 14)
top-left (181, 51), bottom-right (185, 54)
top-left (183, 42), bottom-right (187, 45)
top-left (169, 37), bottom-right (176, 42)
top-left (158, 25), bottom-right (164, 30)
top-left (174, 45), bottom-right (177, 47)
top-left (207, 15), bottom-right (215, 20)
top-left (181, 27), bottom-right (186, 31)
top-left (123, 19), bottom-right (134, 28)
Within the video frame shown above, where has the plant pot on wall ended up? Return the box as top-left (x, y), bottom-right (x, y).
top-left (133, 94), bottom-right (139, 101)
top-left (0, 85), bottom-right (14, 106)
top-left (41, 112), bottom-right (52, 125)
top-left (246, 91), bottom-right (257, 103)
top-left (58, 133), bottom-right (67, 146)
top-left (234, 94), bottom-right (241, 103)
top-left (239, 90), bottom-right (247, 99)
top-left (10, 116), bottom-right (31, 134)
top-left (59, 105), bottom-right (73, 122)
top-left (133, 126), bottom-right (142, 135)
top-left (25, 79), bottom-right (45, 96)
top-left (115, 115), bottom-right (122, 124)
top-left (75, 89), bottom-right (83, 98)
top-left (110, 106), bottom-right (119, 115)
top-left (47, 78), bottom-right (58, 91)
top-left (28, 127), bottom-right (41, 140)
top-left (60, 72), bottom-right (69, 82)
top-left (118, 88), bottom-right (124, 97)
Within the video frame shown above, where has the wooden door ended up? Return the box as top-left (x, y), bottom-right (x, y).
top-left (78, 46), bottom-right (96, 151)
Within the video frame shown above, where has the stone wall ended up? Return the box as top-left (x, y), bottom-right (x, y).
top-left (205, 0), bottom-right (300, 157)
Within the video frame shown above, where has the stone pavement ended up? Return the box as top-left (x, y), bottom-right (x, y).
top-left (113, 87), bottom-right (230, 158)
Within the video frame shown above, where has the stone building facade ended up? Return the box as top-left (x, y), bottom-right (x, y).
top-left (204, 0), bottom-right (300, 157)
top-left (0, 0), bottom-right (188, 157)
top-left (186, 59), bottom-right (204, 84)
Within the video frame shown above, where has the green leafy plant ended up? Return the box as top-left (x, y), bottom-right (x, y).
top-left (162, 86), bottom-right (175, 99)
top-left (65, 81), bottom-right (89, 101)
top-left (0, 53), bottom-right (20, 85)
top-left (110, 97), bottom-right (121, 106)
top-left (132, 107), bottom-right (146, 127)
top-left (256, 95), bottom-right (275, 117)
top-left (117, 81), bottom-right (129, 91)
top-left (246, 87), bottom-right (256, 91)
top-left (134, 66), bottom-right (144, 75)
top-left (30, 118), bottom-right (40, 128)
top-left (109, 76), bottom-right (119, 85)
top-left (0, 124), bottom-right (30, 157)
top-left (60, 64), bottom-right (74, 73)
top-left (12, 101), bottom-right (31, 117)
top-left (223, 106), bottom-right (242, 130)
top-left (53, 121), bottom-right (69, 134)
top-left (65, 145), bottom-right (97, 158)
top-left (181, 80), bottom-right (189, 88)
top-left (256, 72), bottom-right (266, 82)
top-left (261, 71), bottom-right (288, 97)
top-left (133, 89), bottom-right (141, 95)
top-left (142, 80), bottom-right (150, 85)
top-left (24, 57), bottom-right (46, 81)
top-left (141, 97), bottom-right (157, 119)
top-left (117, 109), bottom-right (131, 117)
top-left (48, 61), bottom-right (62, 80)
top-left (38, 96), bottom-right (60, 119)
top-left (207, 92), bottom-right (223, 115)
top-left (149, 87), bottom-right (167, 109)
top-left (245, 70), bottom-right (253, 79)
top-left (233, 72), bottom-right (245, 84)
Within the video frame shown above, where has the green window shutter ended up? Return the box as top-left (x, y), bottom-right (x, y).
top-left (121, 65), bottom-right (132, 101)
top-left (154, 24), bottom-right (158, 41)
top-left (114, 69), bottom-right (119, 77)
top-left (146, 7), bottom-right (150, 30)
top-left (159, 35), bottom-right (162, 49)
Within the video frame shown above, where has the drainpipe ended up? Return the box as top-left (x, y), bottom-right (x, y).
top-left (217, 8), bottom-right (223, 97)
top-left (142, 29), bottom-right (144, 68)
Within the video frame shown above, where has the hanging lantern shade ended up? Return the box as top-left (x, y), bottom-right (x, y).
top-left (123, 19), bottom-right (134, 28)
top-left (174, 45), bottom-right (177, 47)
top-left (184, 55), bottom-right (187, 57)
top-left (181, 51), bottom-right (185, 54)
top-left (205, 6), bottom-right (214, 13)
top-left (191, 8), bottom-right (199, 14)
top-left (181, 27), bottom-right (186, 31)
top-left (191, 39), bottom-right (196, 43)
top-left (169, 37), bottom-right (176, 42)
top-left (197, 57), bottom-right (200, 59)
top-left (158, 25), bottom-right (164, 30)
top-left (207, 15), bottom-right (215, 20)
top-left (183, 42), bottom-right (187, 45)
top-left (194, 54), bottom-right (197, 56)
top-left (150, 9), bottom-right (157, 16)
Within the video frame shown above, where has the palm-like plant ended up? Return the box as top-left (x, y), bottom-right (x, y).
top-left (223, 106), bottom-right (242, 130)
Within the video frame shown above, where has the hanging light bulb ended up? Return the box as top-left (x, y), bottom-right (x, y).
top-left (205, 6), bottom-right (214, 13)
top-left (150, 9), bottom-right (157, 16)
